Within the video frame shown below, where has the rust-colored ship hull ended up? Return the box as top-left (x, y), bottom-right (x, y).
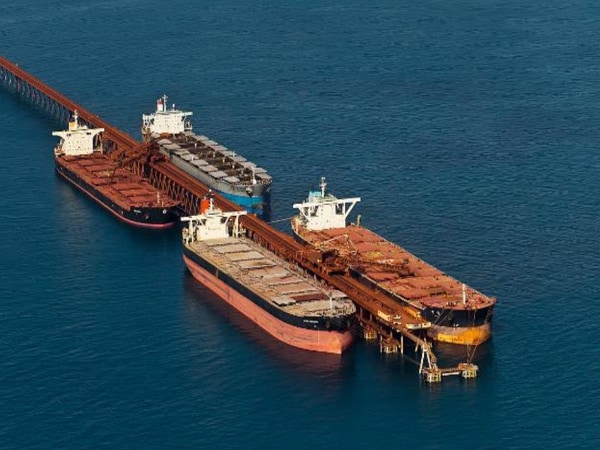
top-left (183, 254), bottom-right (353, 354)
top-left (55, 152), bottom-right (179, 228)
top-left (292, 221), bottom-right (495, 346)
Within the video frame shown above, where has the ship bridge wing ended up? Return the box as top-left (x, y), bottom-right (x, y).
top-left (293, 196), bottom-right (361, 231)
top-left (142, 95), bottom-right (193, 135)
top-left (292, 177), bottom-right (361, 231)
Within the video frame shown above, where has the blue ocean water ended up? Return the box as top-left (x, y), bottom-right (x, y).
top-left (1, 0), bottom-right (600, 448)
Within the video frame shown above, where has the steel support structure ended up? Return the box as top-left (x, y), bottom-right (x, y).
top-left (0, 55), bottom-right (138, 155)
top-left (0, 54), bottom-right (477, 381)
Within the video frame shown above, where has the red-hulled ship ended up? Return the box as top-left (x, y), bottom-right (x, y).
top-left (292, 178), bottom-right (496, 346)
top-left (52, 112), bottom-right (179, 228)
top-left (181, 194), bottom-right (356, 354)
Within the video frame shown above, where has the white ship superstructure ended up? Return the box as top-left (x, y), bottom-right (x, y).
top-left (181, 193), bottom-right (355, 353)
top-left (142, 95), bottom-right (272, 217)
top-left (52, 111), bottom-right (104, 156)
top-left (292, 177), bottom-right (361, 233)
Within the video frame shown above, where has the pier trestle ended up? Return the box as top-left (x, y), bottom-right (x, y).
top-left (0, 55), bottom-right (479, 382)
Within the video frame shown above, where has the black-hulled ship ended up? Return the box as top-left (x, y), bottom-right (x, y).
top-left (53, 111), bottom-right (179, 228)
top-left (291, 178), bottom-right (496, 345)
top-left (182, 193), bottom-right (356, 353)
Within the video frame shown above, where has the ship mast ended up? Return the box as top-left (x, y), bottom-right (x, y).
top-left (320, 176), bottom-right (327, 196)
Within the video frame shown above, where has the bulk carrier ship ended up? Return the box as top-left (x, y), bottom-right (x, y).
top-left (52, 112), bottom-right (179, 228)
top-left (182, 193), bottom-right (356, 354)
top-left (142, 96), bottom-right (272, 217)
top-left (291, 178), bottom-right (496, 346)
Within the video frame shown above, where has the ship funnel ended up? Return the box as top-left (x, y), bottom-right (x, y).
top-left (200, 198), bottom-right (210, 214)
top-left (156, 94), bottom-right (168, 113)
top-left (200, 190), bottom-right (213, 214)
top-left (200, 197), bottom-right (210, 214)
top-left (68, 110), bottom-right (80, 131)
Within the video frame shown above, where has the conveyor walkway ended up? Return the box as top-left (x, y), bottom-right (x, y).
top-left (1, 55), bottom-right (478, 382)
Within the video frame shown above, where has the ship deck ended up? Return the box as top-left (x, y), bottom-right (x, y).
top-left (298, 224), bottom-right (495, 311)
top-left (58, 152), bottom-right (178, 210)
top-left (186, 236), bottom-right (355, 319)
top-left (155, 133), bottom-right (272, 187)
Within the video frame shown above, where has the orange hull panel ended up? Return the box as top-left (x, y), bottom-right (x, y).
top-left (427, 323), bottom-right (492, 346)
